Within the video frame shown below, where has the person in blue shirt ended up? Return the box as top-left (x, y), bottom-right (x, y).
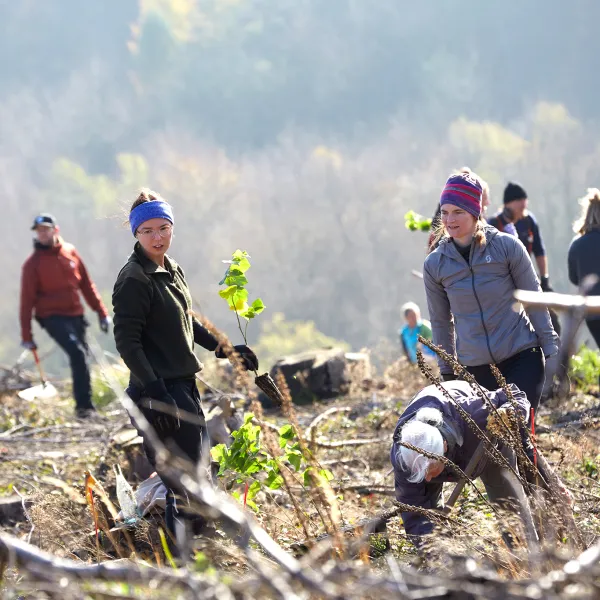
top-left (399, 302), bottom-right (435, 364)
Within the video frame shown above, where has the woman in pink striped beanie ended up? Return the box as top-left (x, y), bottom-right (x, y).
top-left (422, 169), bottom-right (559, 416)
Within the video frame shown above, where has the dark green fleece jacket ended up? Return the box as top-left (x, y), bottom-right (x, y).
top-left (112, 243), bottom-right (218, 388)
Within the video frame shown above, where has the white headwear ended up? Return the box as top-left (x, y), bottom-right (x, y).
top-left (399, 407), bottom-right (445, 483)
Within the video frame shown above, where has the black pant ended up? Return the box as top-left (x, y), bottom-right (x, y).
top-left (586, 319), bottom-right (600, 349)
top-left (466, 346), bottom-right (545, 413)
top-left (38, 315), bottom-right (93, 411)
top-left (129, 378), bottom-right (209, 537)
top-left (480, 443), bottom-right (538, 547)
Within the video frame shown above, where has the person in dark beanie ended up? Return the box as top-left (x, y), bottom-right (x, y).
top-left (488, 181), bottom-right (562, 396)
top-left (20, 213), bottom-right (111, 417)
top-left (568, 188), bottom-right (600, 354)
top-left (489, 183), bottom-right (552, 292)
top-left (424, 171), bottom-right (559, 413)
top-left (112, 189), bottom-right (258, 544)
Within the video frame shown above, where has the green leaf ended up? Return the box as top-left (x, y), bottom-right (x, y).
top-left (246, 498), bottom-right (259, 512)
top-left (278, 424), bottom-right (294, 441)
top-left (302, 468), bottom-right (314, 487)
top-left (211, 444), bottom-right (227, 465)
top-left (224, 275), bottom-right (248, 287)
top-left (233, 288), bottom-right (249, 303)
top-left (251, 298), bottom-right (266, 314)
top-left (219, 285), bottom-right (237, 300)
top-left (247, 480), bottom-right (261, 500)
top-left (265, 471), bottom-right (284, 490)
top-left (404, 210), bottom-right (432, 232)
top-left (240, 460), bottom-right (263, 475)
top-left (236, 257), bottom-right (251, 273)
top-left (238, 307), bottom-right (256, 320)
top-left (286, 450), bottom-right (303, 471)
top-left (319, 468), bottom-right (334, 482)
top-left (228, 265), bottom-right (245, 277)
top-left (232, 249), bottom-right (248, 261)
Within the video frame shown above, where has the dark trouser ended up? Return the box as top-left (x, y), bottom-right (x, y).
top-left (129, 378), bottom-right (209, 539)
top-left (466, 347), bottom-right (545, 413)
top-left (586, 319), bottom-right (600, 349)
top-left (424, 444), bottom-right (537, 549)
top-left (480, 443), bottom-right (538, 548)
top-left (38, 315), bottom-right (93, 411)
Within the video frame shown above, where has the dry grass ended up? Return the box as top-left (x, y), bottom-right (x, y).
top-left (1, 349), bottom-right (600, 597)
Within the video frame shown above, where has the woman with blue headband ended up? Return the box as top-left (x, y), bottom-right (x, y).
top-left (112, 189), bottom-right (258, 542)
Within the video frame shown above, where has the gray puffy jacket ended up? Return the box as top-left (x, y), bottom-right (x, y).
top-left (423, 226), bottom-right (558, 374)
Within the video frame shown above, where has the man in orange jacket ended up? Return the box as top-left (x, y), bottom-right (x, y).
top-left (20, 214), bottom-right (111, 417)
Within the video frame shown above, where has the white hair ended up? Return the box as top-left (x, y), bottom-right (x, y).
top-left (401, 301), bottom-right (421, 319)
top-left (398, 407), bottom-right (444, 483)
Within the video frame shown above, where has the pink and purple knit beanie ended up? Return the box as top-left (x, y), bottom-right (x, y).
top-left (439, 172), bottom-right (483, 218)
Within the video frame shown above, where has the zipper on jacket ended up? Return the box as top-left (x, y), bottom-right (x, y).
top-left (469, 263), bottom-right (496, 364)
top-left (454, 241), bottom-right (497, 365)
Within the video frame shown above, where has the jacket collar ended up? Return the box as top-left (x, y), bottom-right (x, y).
top-left (34, 236), bottom-right (63, 253)
top-left (132, 242), bottom-right (178, 276)
top-left (437, 225), bottom-right (499, 261)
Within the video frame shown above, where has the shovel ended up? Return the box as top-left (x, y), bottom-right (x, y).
top-left (18, 349), bottom-right (58, 401)
top-left (441, 441), bottom-right (486, 514)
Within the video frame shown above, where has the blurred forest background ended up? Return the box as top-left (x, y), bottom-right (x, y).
top-left (2, 0), bottom-right (600, 371)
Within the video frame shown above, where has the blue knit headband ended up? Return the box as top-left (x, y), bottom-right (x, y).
top-left (129, 200), bottom-right (174, 235)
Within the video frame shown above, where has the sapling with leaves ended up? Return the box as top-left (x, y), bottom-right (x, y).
top-left (211, 414), bottom-right (333, 512)
top-left (404, 210), bottom-right (433, 232)
top-left (218, 249), bottom-right (284, 405)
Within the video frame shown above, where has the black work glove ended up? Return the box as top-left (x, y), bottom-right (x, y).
top-left (215, 344), bottom-right (259, 372)
top-left (141, 379), bottom-right (181, 437)
top-left (540, 275), bottom-right (553, 292)
top-left (441, 373), bottom-right (458, 382)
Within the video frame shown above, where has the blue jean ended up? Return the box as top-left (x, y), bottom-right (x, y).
top-left (38, 315), bottom-right (93, 411)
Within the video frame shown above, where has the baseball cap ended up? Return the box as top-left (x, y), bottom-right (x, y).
top-left (31, 213), bottom-right (57, 230)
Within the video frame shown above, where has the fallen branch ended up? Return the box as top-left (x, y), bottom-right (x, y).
top-left (304, 406), bottom-right (352, 440)
top-left (117, 392), bottom-right (340, 598)
top-left (0, 532), bottom-right (232, 598)
top-left (314, 437), bottom-right (389, 448)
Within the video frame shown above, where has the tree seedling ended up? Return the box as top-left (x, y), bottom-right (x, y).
top-left (218, 249), bottom-right (284, 405)
top-left (211, 414), bottom-right (333, 512)
top-left (404, 210), bottom-right (432, 232)
top-left (218, 249), bottom-right (266, 356)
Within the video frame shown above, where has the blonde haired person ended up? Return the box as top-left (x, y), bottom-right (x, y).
top-left (428, 167), bottom-right (491, 253)
top-left (423, 170), bottom-right (559, 413)
top-left (568, 188), bottom-right (600, 350)
top-left (112, 189), bottom-right (258, 544)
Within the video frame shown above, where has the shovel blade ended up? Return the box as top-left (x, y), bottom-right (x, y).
top-left (18, 382), bottom-right (58, 402)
